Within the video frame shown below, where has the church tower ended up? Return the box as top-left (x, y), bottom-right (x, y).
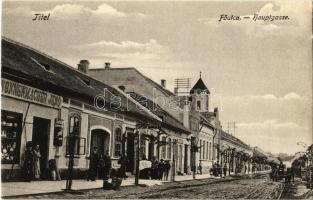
top-left (190, 72), bottom-right (210, 112)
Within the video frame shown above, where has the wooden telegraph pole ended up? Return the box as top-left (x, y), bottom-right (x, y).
top-left (171, 140), bottom-right (176, 182)
top-left (135, 130), bottom-right (140, 185)
top-left (65, 134), bottom-right (75, 191)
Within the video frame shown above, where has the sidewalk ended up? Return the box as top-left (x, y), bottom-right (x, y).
top-left (1, 173), bottom-right (214, 197)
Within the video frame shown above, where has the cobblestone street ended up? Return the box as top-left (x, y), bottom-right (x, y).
top-left (7, 174), bottom-right (288, 199)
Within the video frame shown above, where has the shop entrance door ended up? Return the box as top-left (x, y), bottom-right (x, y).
top-left (90, 129), bottom-right (107, 155)
top-left (32, 117), bottom-right (50, 179)
top-left (126, 132), bottom-right (135, 173)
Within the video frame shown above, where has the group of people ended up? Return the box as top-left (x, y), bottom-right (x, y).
top-left (22, 142), bottom-right (42, 181)
top-left (151, 157), bottom-right (171, 181)
top-left (211, 163), bottom-right (228, 177)
top-left (88, 147), bottom-right (129, 182)
top-left (87, 147), bottom-right (112, 181)
top-left (270, 162), bottom-right (295, 184)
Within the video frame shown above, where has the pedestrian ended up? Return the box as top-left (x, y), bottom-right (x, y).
top-left (98, 154), bottom-right (105, 179)
top-left (104, 150), bottom-right (112, 179)
top-left (223, 164), bottom-right (227, 178)
top-left (151, 156), bottom-right (158, 179)
top-left (118, 153), bottom-right (128, 179)
top-left (212, 163), bottom-right (216, 176)
top-left (198, 162), bottom-right (202, 175)
top-left (33, 144), bottom-right (41, 180)
top-left (159, 159), bottom-right (165, 180)
top-left (103, 151), bottom-right (112, 190)
top-left (22, 141), bottom-right (34, 182)
top-left (216, 163), bottom-right (221, 177)
top-left (285, 168), bottom-right (291, 184)
top-left (88, 146), bottom-right (99, 181)
top-left (164, 160), bottom-right (171, 181)
top-left (290, 167), bottom-right (295, 184)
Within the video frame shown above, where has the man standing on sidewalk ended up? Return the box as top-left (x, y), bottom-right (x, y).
top-left (118, 153), bottom-right (128, 179)
top-left (88, 147), bottom-right (99, 181)
top-left (103, 150), bottom-right (112, 190)
top-left (223, 164), bottom-right (227, 178)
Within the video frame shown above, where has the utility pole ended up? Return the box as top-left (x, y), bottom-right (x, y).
top-left (65, 134), bottom-right (75, 191)
top-left (191, 137), bottom-right (197, 180)
top-left (171, 140), bottom-right (176, 182)
top-left (135, 130), bottom-right (140, 185)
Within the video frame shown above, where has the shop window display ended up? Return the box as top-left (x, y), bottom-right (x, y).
top-left (1, 110), bottom-right (22, 164)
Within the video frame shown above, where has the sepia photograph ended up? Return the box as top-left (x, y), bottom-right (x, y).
top-left (1, 0), bottom-right (312, 199)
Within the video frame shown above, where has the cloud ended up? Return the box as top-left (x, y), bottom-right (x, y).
top-left (50, 3), bottom-right (126, 19)
top-left (222, 92), bottom-right (303, 102)
top-left (75, 39), bottom-right (168, 54)
top-left (237, 119), bottom-right (305, 131)
top-left (234, 118), bottom-right (311, 154)
top-left (68, 39), bottom-right (171, 67)
top-left (250, 92), bottom-right (302, 100)
top-left (3, 3), bottom-right (147, 20)
top-left (283, 92), bottom-right (302, 100)
top-left (72, 39), bottom-right (170, 61)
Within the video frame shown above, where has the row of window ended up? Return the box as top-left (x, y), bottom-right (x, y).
top-left (199, 139), bottom-right (212, 160)
top-left (69, 114), bottom-right (213, 161)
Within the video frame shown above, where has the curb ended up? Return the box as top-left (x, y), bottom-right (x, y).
top-left (2, 177), bottom-right (215, 198)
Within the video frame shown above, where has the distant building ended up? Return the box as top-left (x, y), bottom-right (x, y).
top-left (89, 67), bottom-right (193, 175)
top-left (90, 68), bottom-right (218, 175)
top-left (219, 130), bottom-right (253, 174)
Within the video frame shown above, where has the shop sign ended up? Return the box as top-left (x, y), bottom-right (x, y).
top-left (1, 78), bottom-right (62, 108)
top-left (54, 118), bottom-right (64, 146)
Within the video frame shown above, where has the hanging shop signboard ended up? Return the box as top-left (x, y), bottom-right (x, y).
top-left (1, 78), bottom-right (62, 108)
top-left (54, 118), bottom-right (64, 146)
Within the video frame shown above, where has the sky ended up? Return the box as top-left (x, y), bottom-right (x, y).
top-left (2, 0), bottom-right (312, 155)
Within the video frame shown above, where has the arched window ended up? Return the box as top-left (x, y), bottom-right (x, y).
top-left (67, 114), bottom-right (83, 155)
top-left (197, 100), bottom-right (201, 110)
top-left (114, 128), bottom-right (122, 157)
top-left (69, 115), bottom-right (80, 136)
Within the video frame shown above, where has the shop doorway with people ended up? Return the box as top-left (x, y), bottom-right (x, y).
top-left (32, 117), bottom-right (50, 179)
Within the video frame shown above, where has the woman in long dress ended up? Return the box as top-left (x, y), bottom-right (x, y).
top-left (33, 144), bottom-right (41, 179)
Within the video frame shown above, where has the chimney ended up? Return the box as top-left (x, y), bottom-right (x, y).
top-left (118, 85), bottom-right (125, 91)
top-left (214, 107), bottom-right (219, 120)
top-left (105, 62), bottom-right (111, 69)
top-left (77, 60), bottom-right (90, 74)
top-left (161, 79), bottom-right (166, 88)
